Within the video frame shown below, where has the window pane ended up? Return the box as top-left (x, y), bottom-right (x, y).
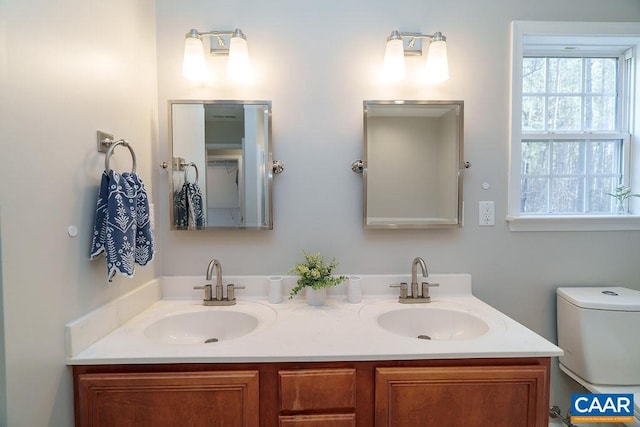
top-left (590, 140), bottom-right (621, 175)
top-left (521, 177), bottom-right (548, 213)
top-left (519, 52), bottom-right (624, 216)
top-left (520, 139), bottom-right (625, 214)
top-left (523, 58), bottom-right (546, 93)
top-left (548, 96), bottom-right (581, 131)
top-left (549, 58), bottom-right (582, 93)
top-left (584, 96), bottom-right (616, 131)
top-left (522, 141), bottom-right (549, 174)
top-left (550, 178), bottom-right (584, 213)
top-left (589, 177), bottom-right (620, 213)
top-left (522, 96), bottom-right (545, 131)
top-left (552, 141), bottom-right (584, 175)
top-left (585, 58), bottom-right (617, 93)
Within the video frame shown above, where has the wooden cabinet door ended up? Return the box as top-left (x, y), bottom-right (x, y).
top-left (375, 365), bottom-right (548, 427)
top-left (76, 370), bottom-right (259, 427)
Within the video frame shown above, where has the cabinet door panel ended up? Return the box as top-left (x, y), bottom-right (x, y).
top-left (77, 371), bottom-right (259, 427)
top-left (375, 366), bottom-right (548, 427)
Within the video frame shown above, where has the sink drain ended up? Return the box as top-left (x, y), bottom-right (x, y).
top-left (417, 335), bottom-right (431, 340)
top-left (204, 338), bottom-right (219, 344)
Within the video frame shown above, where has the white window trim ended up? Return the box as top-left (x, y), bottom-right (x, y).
top-left (508, 21), bottom-right (640, 231)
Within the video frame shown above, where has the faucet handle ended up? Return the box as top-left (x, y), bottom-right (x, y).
top-left (390, 282), bottom-right (408, 299)
top-left (226, 284), bottom-right (245, 301)
top-left (193, 284), bottom-right (213, 301)
top-left (422, 282), bottom-right (440, 287)
top-left (421, 282), bottom-right (439, 301)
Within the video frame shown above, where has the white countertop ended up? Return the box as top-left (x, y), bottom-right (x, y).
top-left (66, 274), bottom-right (563, 365)
top-left (67, 275), bottom-right (562, 365)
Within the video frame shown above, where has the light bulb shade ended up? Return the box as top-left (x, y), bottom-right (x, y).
top-left (228, 34), bottom-right (251, 82)
top-left (383, 38), bottom-right (406, 82)
top-left (424, 39), bottom-right (449, 84)
top-left (182, 35), bottom-right (207, 81)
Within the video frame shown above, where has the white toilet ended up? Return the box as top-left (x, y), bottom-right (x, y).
top-left (557, 286), bottom-right (640, 427)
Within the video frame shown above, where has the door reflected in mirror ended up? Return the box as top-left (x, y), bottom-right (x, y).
top-left (169, 100), bottom-right (273, 229)
top-left (363, 100), bottom-right (464, 228)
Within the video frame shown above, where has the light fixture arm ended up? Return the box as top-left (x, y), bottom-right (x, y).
top-left (186, 29), bottom-right (236, 39)
top-left (390, 31), bottom-right (447, 55)
top-left (185, 28), bottom-right (247, 55)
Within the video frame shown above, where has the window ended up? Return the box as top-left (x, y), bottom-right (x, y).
top-left (521, 55), bottom-right (628, 215)
top-left (508, 22), bottom-right (640, 231)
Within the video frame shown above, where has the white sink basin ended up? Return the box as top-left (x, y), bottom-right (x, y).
top-left (144, 310), bottom-right (261, 345)
top-left (376, 307), bottom-right (490, 340)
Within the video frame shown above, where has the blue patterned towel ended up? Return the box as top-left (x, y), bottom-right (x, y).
top-left (173, 185), bottom-right (188, 228)
top-left (90, 172), bottom-right (110, 259)
top-left (90, 171), bottom-right (155, 282)
top-left (187, 182), bottom-right (206, 228)
top-left (174, 182), bottom-right (205, 229)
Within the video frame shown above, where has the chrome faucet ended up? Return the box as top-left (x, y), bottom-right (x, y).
top-left (194, 259), bottom-right (244, 306)
top-left (206, 259), bottom-right (222, 282)
top-left (390, 257), bottom-right (439, 303)
top-left (411, 257), bottom-right (428, 298)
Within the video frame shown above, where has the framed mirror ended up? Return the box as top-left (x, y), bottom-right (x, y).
top-left (362, 100), bottom-right (464, 228)
top-left (168, 100), bottom-right (273, 229)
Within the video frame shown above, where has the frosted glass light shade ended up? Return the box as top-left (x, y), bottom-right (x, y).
top-left (182, 36), bottom-right (207, 81)
top-left (228, 35), bottom-right (251, 82)
top-left (424, 39), bottom-right (449, 84)
top-left (383, 38), bottom-right (406, 82)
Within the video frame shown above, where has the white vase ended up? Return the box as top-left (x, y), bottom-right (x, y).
top-left (616, 199), bottom-right (628, 214)
top-left (305, 287), bottom-right (327, 306)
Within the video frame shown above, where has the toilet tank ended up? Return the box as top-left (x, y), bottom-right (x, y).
top-left (557, 286), bottom-right (640, 385)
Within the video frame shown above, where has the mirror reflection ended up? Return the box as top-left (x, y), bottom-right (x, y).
top-left (169, 100), bottom-right (272, 229)
top-left (363, 100), bottom-right (464, 228)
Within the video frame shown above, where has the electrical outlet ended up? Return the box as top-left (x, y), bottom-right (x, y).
top-left (479, 201), bottom-right (495, 226)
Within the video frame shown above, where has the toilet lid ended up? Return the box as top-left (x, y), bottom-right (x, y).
top-left (557, 287), bottom-right (640, 311)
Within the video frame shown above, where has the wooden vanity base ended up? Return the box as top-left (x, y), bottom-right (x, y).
top-left (73, 357), bottom-right (550, 427)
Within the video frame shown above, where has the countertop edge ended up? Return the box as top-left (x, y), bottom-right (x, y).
top-left (67, 351), bottom-right (562, 366)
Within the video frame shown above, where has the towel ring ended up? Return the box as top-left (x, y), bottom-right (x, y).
top-left (183, 162), bottom-right (199, 183)
top-left (105, 139), bottom-right (137, 174)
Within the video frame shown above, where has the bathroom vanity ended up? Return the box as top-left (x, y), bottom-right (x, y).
top-left (73, 357), bottom-right (549, 426)
top-left (67, 275), bottom-right (561, 426)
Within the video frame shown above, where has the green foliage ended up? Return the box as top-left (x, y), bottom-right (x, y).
top-left (606, 185), bottom-right (640, 202)
top-left (288, 251), bottom-right (347, 300)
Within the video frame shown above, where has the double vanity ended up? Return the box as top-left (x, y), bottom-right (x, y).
top-left (67, 274), bottom-right (561, 426)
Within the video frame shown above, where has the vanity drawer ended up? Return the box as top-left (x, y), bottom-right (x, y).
top-left (279, 413), bottom-right (356, 427)
top-left (279, 368), bottom-right (357, 411)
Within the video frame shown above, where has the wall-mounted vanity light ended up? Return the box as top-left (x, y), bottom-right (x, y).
top-left (182, 28), bottom-right (251, 83)
top-left (383, 30), bottom-right (449, 84)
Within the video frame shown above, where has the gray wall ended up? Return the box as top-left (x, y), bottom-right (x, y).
top-left (0, 210), bottom-right (6, 426)
top-left (0, 0), bottom-right (639, 425)
top-left (0, 1), bottom-right (159, 425)
top-left (155, 0), bottom-right (640, 416)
